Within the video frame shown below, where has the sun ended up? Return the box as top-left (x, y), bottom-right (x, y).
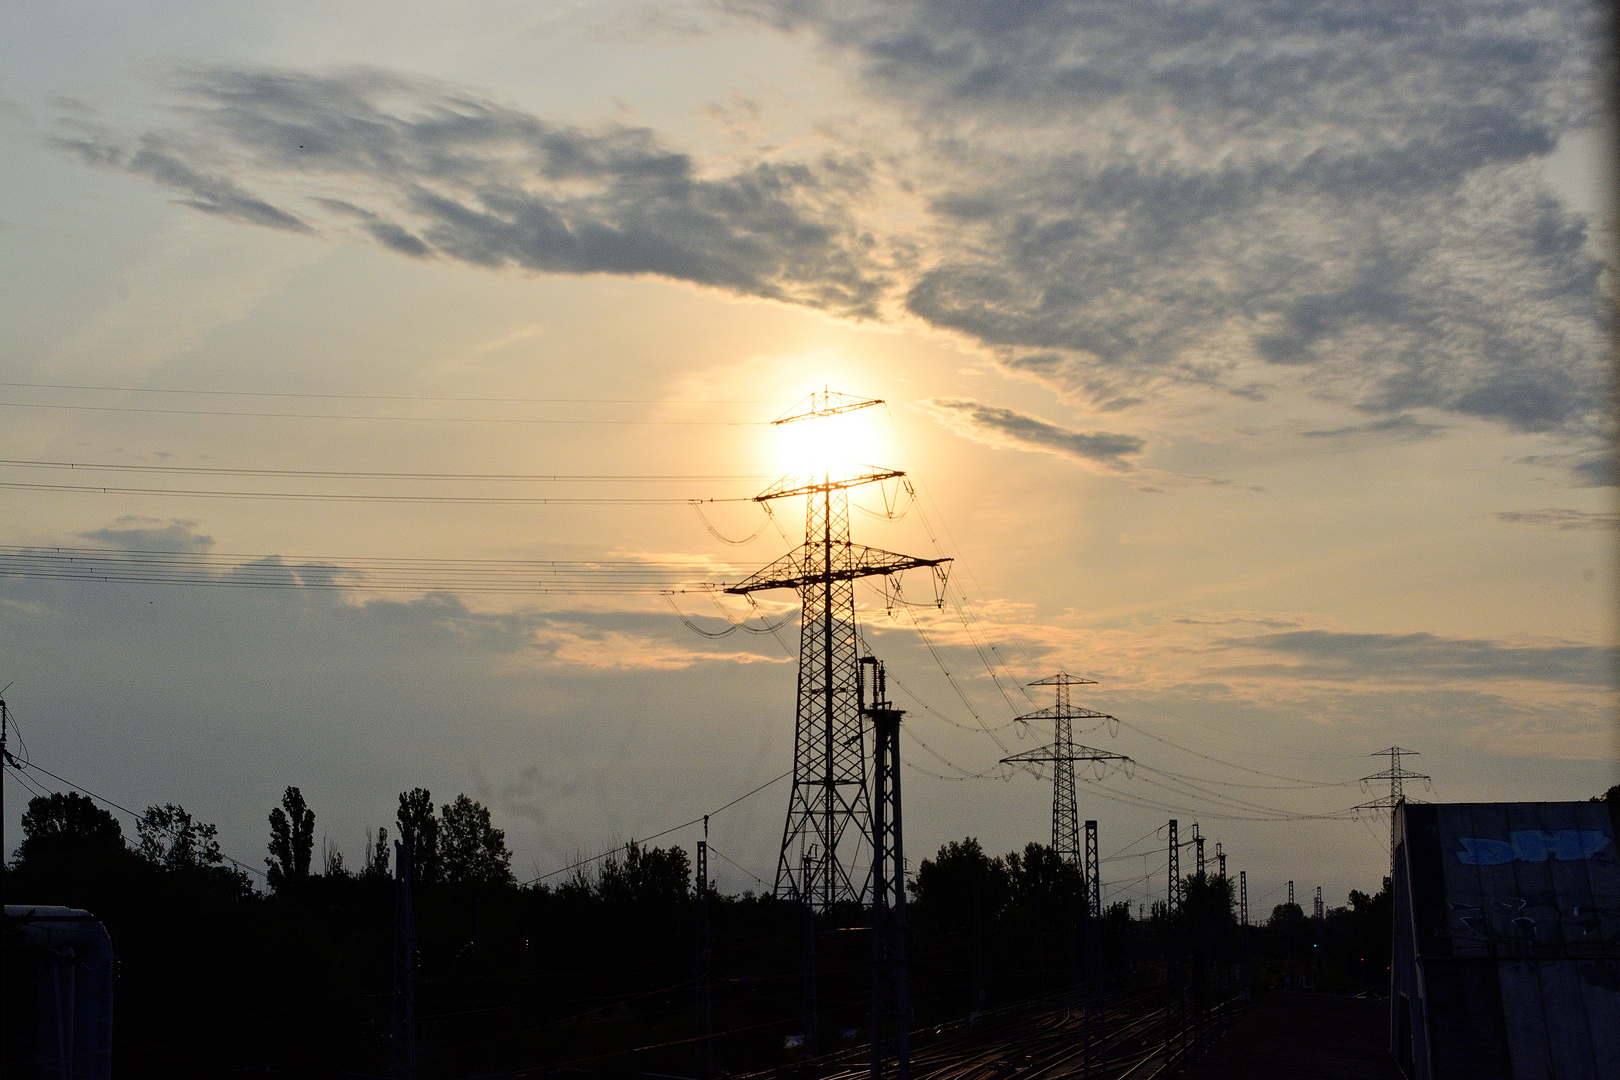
top-left (771, 404), bottom-right (886, 480)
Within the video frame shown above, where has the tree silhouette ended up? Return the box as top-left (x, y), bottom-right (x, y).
top-left (266, 786), bottom-right (316, 895)
top-left (138, 803), bottom-right (252, 896)
top-left (361, 826), bottom-right (391, 881)
top-left (596, 841), bottom-right (687, 905)
top-left (440, 794), bottom-right (515, 888)
top-left (910, 837), bottom-right (1010, 929)
top-left (396, 787), bottom-right (440, 884)
top-left (15, 791), bottom-right (124, 865)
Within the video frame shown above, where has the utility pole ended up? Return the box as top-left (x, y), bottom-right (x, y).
top-left (1165, 819), bottom-right (1183, 1071)
top-left (1215, 843), bottom-right (1225, 881)
top-left (1288, 880), bottom-right (1294, 908)
top-left (695, 823), bottom-right (713, 1080)
top-left (801, 850), bottom-right (818, 1058)
top-left (392, 840), bottom-right (418, 1080)
top-left (1313, 886), bottom-right (1325, 989)
top-left (1167, 821), bottom-right (1182, 917)
top-left (970, 880), bottom-right (985, 1016)
top-left (864, 657), bottom-right (909, 1080)
top-left (1193, 824), bottom-right (1205, 881)
top-left (1084, 820), bottom-right (1105, 1079)
top-left (1, 695), bottom-right (8, 1080)
top-left (1000, 675), bottom-right (1125, 868)
top-left (727, 390), bottom-right (949, 911)
top-left (1238, 870), bottom-right (1250, 998)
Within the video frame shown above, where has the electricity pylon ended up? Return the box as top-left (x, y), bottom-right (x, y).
top-left (1353, 746), bottom-right (1432, 868)
top-left (1357, 747), bottom-right (1431, 811)
top-left (1000, 674), bottom-right (1127, 868)
top-left (727, 389), bottom-right (949, 910)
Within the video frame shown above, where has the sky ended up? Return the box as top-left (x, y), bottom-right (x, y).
top-left (0, 0), bottom-right (1614, 912)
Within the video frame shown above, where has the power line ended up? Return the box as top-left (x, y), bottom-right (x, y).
top-left (0, 380), bottom-right (773, 405)
top-left (12, 758), bottom-right (268, 879)
top-left (0, 546), bottom-right (738, 595)
top-left (0, 459), bottom-right (772, 482)
top-left (0, 480), bottom-right (751, 504)
top-left (523, 770), bottom-right (790, 885)
top-left (0, 400), bottom-right (765, 425)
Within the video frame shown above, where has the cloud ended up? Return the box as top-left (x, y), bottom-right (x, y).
top-left (80, 517), bottom-right (214, 552)
top-left (917, 397), bottom-right (1144, 468)
top-left (55, 11), bottom-right (1613, 446)
top-left (1301, 414), bottom-right (1448, 441)
top-left (1571, 454), bottom-right (1616, 488)
top-left (55, 127), bottom-right (312, 232)
top-left (1221, 630), bottom-right (1618, 688)
top-left (58, 65), bottom-right (886, 314)
top-left (1496, 508), bottom-right (1619, 530)
top-left (744, 0), bottom-right (1613, 438)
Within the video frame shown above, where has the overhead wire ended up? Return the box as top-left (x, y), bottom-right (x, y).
top-left (0, 479), bottom-right (751, 504)
top-left (12, 757), bottom-right (269, 878)
top-left (0, 400), bottom-right (766, 425)
top-left (0, 546), bottom-right (737, 595)
top-left (522, 769), bottom-right (790, 885)
top-left (0, 459), bottom-right (771, 482)
top-left (0, 380), bottom-right (773, 405)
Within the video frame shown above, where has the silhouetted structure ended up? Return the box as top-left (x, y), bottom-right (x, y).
top-left (2, 906), bottom-right (114, 1080)
top-left (1391, 800), bottom-right (1620, 1079)
top-left (727, 390), bottom-right (947, 910)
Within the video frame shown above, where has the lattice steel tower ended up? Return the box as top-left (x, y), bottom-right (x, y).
top-left (727, 390), bottom-right (948, 910)
top-left (1354, 746), bottom-right (1432, 868)
top-left (1001, 674), bottom-right (1126, 867)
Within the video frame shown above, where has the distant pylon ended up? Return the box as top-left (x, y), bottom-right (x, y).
top-left (1353, 746), bottom-right (1433, 868)
top-left (727, 389), bottom-right (949, 911)
top-left (1357, 747), bottom-right (1432, 810)
top-left (1000, 674), bottom-right (1128, 868)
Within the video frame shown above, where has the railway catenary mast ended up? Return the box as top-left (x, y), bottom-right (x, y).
top-left (727, 389), bottom-right (948, 911)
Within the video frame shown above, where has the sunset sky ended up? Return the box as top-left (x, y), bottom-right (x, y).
top-left (1, 0), bottom-right (1614, 909)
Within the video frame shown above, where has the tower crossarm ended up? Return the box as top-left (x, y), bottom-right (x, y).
top-left (753, 467), bottom-right (906, 503)
top-left (772, 389), bottom-right (884, 425)
top-left (1013, 705), bottom-right (1117, 724)
top-left (1000, 745), bottom-right (1131, 767)
top-left (723, 544), bottom-right (949, 595)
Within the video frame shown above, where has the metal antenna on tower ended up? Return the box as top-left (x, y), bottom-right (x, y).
top-left (727, 390), bottom-right (949, 910)
top-left (1000, 674), bottom-right (1128, 869)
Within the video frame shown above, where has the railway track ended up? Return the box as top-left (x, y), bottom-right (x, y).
top-left (759, 982), bottom-right (1246, 1080)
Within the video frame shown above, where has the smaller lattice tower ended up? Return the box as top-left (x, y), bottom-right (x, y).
top-left (1001, 674), bottom-right (1127, 869)
top-left (1354, 746), bottom-right (1432, 867)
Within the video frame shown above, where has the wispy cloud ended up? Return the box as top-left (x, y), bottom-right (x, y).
top-left (1301, 414), bottom-right (1448, 441)
top-left (744, 0), bottom-right (1612, 440)
top-left (917, 397), bottom-right (1144, 469)
top-left (54, 4), bottom-right (1613, 449)
top-left (1496, 508), bottom-right (1618, 530)
top-left (55, 65), bottom-right (887, 315)
top-left (1219, 629), bottom-right (1618, 687)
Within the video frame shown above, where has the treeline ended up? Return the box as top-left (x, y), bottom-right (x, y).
top-left (3, 793), bottom-right (1394, 1079)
